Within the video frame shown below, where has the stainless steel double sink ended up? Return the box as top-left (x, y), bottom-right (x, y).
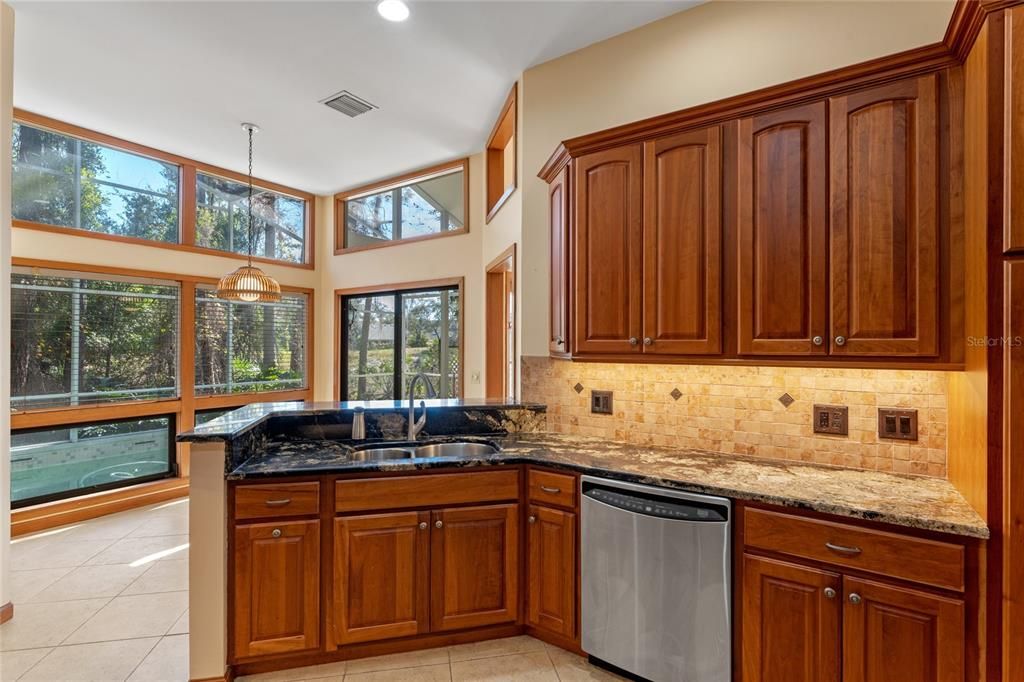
top-left (348, 440), bottom-right (500, 462)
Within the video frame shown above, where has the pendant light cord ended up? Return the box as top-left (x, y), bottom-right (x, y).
top-left (247, 126), bottom-right (255, 266)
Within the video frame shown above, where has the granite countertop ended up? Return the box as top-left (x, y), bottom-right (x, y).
top-left (230, 432), bottom-right (989, 539)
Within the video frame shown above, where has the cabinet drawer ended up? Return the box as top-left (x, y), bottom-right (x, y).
top-left (744, 507), bottom-right (965, 592)
top-left (527, 469), bottom-right (576, 510)
top-left (336, 470), bottom-right (520, 513)
top-left (234, 482), bottom-right (320, 520)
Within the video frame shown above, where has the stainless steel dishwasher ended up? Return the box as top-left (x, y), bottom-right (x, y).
top-left (581, 475), bottom-right (731, 682)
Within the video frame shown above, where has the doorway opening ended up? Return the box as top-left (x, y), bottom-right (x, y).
top-left (485, 245), bottom-right (516, 401)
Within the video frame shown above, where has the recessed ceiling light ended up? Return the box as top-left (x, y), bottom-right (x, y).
top-left (377, 0), bottom-right (409, 22)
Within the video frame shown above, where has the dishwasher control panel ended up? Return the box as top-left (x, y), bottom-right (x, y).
top-left (583, 484), bottom-right (728, 522)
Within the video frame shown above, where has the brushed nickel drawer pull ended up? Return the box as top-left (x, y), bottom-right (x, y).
top-left (540, 485), bottom-right (561, 494)
top-left (271, 528), bottom-right (282, 538)
top-left (264, 498), bottom-right (292, 507)
top-left (825, 541), bottom-right (862, 556)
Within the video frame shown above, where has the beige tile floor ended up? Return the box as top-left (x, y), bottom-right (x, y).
top-left (1, 499), bottom-right (623, 682)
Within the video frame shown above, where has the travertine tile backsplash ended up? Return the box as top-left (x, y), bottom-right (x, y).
top-left (521, 356), bottom-right (949, 477)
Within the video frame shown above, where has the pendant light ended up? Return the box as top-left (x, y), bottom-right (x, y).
top-left (215, 123), bottom-right (282, 303)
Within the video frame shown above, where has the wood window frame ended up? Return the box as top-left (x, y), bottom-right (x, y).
top-left (333, 277), bottom-right (465, 401)
top-left (9, 257), bottom-right (315, 493)
top-left (12, 109), bottom-right (317, 269)
top-left (485, 83), bottom-right (517, 223)
top-left (334, 158), bottom-right (469, 255)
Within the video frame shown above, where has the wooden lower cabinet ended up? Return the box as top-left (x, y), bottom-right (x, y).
top-left (333, 511), bottom-right (430, 645)
top-left (526, 504), bottom-right (576, 639)
top-left (742, 554), bottom-right (965, 682)
top-left (431, 504), bottom-right (520, 631)
top-left (842, 576), bottom-right (964, 682)
top-left (742, 554), bottom-right (841, 682)
top-left (234, 519), bottom-right (320, 659)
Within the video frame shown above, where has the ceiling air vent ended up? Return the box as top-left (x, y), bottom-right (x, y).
top-left (323, 90), bottom-right (377, 118)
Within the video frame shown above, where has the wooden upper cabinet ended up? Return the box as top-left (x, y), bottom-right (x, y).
top-left (549, 166), bottom-right (570, 356)
top-left (333, 512), bottom-right (429, 645)
top-left (526, 504), bottom-right (576, 640)
top-left (842, 576), bottom-right (964, 682)
top-left (430, 504), bottom-right (519, 632)
top-left (642, 126), bottom-right (722, 355)
top-left (829, 74), bottom-right (940, 357)
top-left (233, 520), bottom-right (320, 659)
top-left (573, 145), bottom-right (643, 354)
top-left (742, 554), bottom-right (841, 682)
top-left (737, 102), bottom-right (828, 355)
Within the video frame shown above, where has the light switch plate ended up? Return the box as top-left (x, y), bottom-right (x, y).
top-left (878, 408), bottom-right (918, 441)
top-left (591, 390), bottom-right (613, 415)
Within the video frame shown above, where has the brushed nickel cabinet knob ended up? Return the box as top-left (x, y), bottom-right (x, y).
top-left (629, 337), bottom-right (639, 346)
top-left (528, 515), bottom-right (537, 524)
top-left (435, 520), bottom-right (443, 529)
top-left (812, 335), bottom-right (824, 346)
top-left (271, 529), bottom-right (282, 538)
top-left (643, 337), bottom-right (653, 346)
top-left (835, 335), bottom-right (847, 346)
top-left (824, 587), bottom-right (836, 600)
top-left (418, 522), bottom-right (427, 530)
top-left (849, 593), bottom-right (862, 605)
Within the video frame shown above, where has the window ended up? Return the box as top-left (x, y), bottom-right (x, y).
top-left (485, 84), bottom-right (517, 222)
top-left (338, 160), bottom-right (467, 252)
top-left (11, 269), bottom-right (179, 410)
top-left (342, 284), bottom-right (461, 400)
top-left (12, 122), bottom-right (179, 242)
top-left (194, 286), bottom-right (308, 395)
top-left (11, 113), bottom-right (313, 266)
top-left (11, 415), bottom-right (175, 508)
top-left (195, 172), bottom-right (307, 264)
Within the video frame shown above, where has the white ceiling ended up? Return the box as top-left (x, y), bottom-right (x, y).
top-left (10, 1), bottom-right (700, 195)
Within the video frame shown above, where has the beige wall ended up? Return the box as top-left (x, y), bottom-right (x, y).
top-left (519, 0), bottom-right (955, 355)
top-left (1, 1), bottom-right (13, 612)
top-left (314, 153), bottom-right (489, 401)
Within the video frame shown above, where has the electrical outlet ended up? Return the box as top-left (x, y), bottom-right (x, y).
top-left (812, 404), bottom-right (848, 435)
top-left (591, 390), bottom-right (613, 415)
top-left (878, 408), bottom-right (918, 441)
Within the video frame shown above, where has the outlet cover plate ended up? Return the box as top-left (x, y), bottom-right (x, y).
top-left (591, 390), bottom-right (613, 415)
top-left (813, 404), bottom-right (849, 436)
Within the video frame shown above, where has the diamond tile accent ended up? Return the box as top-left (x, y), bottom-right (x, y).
top-left (670, 388), bottom-right (683, 401)
top-left (778, 392), bottom-right (795, 408)
top-left (573, 383), bottom-right (584, 394)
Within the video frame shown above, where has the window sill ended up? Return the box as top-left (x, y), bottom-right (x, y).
top-left (11, 477), bottom-right (189, 537)
top-left (13, 220), bottom-right (314, 270)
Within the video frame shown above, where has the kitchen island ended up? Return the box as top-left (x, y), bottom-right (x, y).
top-left (180, 401), bottom-right (987, 681)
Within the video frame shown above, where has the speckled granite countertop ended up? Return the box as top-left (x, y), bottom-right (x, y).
top-left (230, 432), bottom-right (988, 539)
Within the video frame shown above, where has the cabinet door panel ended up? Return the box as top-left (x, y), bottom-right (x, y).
top-left (829, 74), bottom-right (940, 356)
top-left (643, 126), bottom-right (722, 354)
top-left (843, 576), bottom-right (964, 682)
top-left (431, 504), bottom-right (519, 631)
top-left (333, 512), bottom-right (429, 645)
top-left (234, 520), bottom-right (320, 659)
top-left (527, 505), bottom-right (576, 639)
top-left (742, 554), bottom-right (840, 682)
top-left (549, 167), bottom-right (571, 356)
top-left (738, 102), bottom-right (828, 355)
top-left (573, 145), bottom-right (643, 354)
top-left (1007, 6), bottom-right (1024, 253)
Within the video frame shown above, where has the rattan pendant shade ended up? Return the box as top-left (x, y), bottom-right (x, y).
top-left (216, 264), bottom-right (282, 303)
top-left (216, 123), bottom-right (282, 303)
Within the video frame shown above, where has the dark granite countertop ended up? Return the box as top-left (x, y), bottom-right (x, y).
top-left (177, 399), bottom-right (544, 442)
top-left (229, 432), bottom-right (989, 539)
